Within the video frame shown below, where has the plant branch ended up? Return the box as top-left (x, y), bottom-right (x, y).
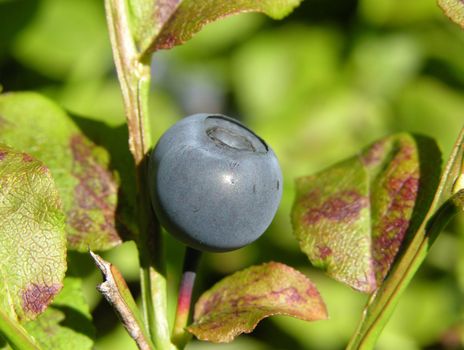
top-left (347, 190), bottom-right (464, 350)
top-left (171, 248), bottom-right (202, 349)
top-left (104, 1), bottom-right (171, 349)
top-left (104, 0), bottom-right (151, 163)
top-left (0, 309), bottom-right (40, 350)
top-left (90, 251), bottom-right (155, 350)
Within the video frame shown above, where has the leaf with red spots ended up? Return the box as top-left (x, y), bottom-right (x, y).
top-left (438, 0), bottom-right (464, 28)
top-left (293, 159), bottom-right (373, 292)
top-left (187, 262), bottom-right (327, 343)
top-left (24, 277), bottom-right (95, 350)
top-left (126, 0), bottom-right (303, 55)
top-left (0, 92), bottom-right (136, 251)
top-left (345, 130), bottom-right (463, 349)
top-left (0, 145), bottom-right (66, 323)
top-left (292, 134), bottom-right (441, 293)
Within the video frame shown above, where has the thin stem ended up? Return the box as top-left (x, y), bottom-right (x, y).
top-left (104, 1), bottom-right (171, 349)
top-left (138, 187), bottom-right (171, 350)
top-left (0, 309), bottom-right (40, 350)
top-left (104, 0), bottom-right (151, 163)
top-left (347, 190), bottom-right (463, 350)
top-left (90, 251), bottom-right (155, 350)
top-left (171, 248), bottom-right (202, 350)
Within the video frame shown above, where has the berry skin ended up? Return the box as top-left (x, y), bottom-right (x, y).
top-left (148, 114), bottom-right (283, 252)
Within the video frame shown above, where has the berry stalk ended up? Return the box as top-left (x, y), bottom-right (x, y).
top-left (172, 248), bottom-right (202, 349)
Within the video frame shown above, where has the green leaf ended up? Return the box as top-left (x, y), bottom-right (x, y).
top-left (23, 277), bottom-right (95, 350)
top-left (438, 0), bottom-right (464, 28)
top-left (0, 92), bottom-right (135, 251)
top-left (187, 262), bottom-right (327, 343)
top-left (127, 0), bottom-right (303, 55)
top-left (0, 145), bottom-right (66, 322)
top-left (292, 133), bottom-right (441, 293)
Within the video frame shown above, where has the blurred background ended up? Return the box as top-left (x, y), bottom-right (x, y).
top-left (1, 0), bottom-right (464, 349)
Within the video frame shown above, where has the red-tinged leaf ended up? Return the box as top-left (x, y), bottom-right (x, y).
top-left (0, 145), bottom-right (66, 322)
top-left (127, 0), bottom-right (303, 55)
top-left (292, 134), bottom-right (441, 293)
top-left (293, 159), bottom-right (373, 292)
top-left (438, 0), bottom-right (464, 28)
top-left (0, 92), bottom-right (136, 251)
top-left (187, 262), bottom-right (327, 343)
top-left (345, 129), bottom-right (462, 349)
top-left (363, 136), bottom-right (418, 285)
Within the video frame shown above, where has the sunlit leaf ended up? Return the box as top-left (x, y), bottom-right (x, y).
top-left (0, 145), bottom-right (66, 322)
top-left (127, 0), bottom-right (303, 54)
top-left (438, 0), bottom-right (464, 28)
top-left (24, 277), bottom-right (95, 350)
top-left (293, 157), bottom-right (372, 292)
top-left (292, 133), bottom-right (441, 292)
top-left (188, 262), bottom-right (327, 343)
top-left (0, 92), bottom-right (135, 251)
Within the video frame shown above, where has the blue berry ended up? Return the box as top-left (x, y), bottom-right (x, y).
top-left (148, 114), bottom-right (282, 252)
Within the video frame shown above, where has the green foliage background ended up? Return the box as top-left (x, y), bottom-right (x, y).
top-left (1, 0), bottom-right (464, 349)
